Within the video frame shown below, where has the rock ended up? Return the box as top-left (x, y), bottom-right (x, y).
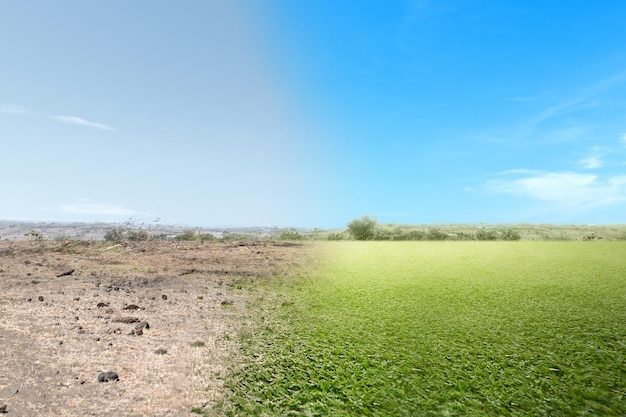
top-left (98, 371), bottom-right (119, 382)
top-left (0, 404), bottom-right (7, 413)
top-left (134, 328), bottom-right (143, 336)
top-left (38, 295), bottom-right (44, 302)
top-left (220, 300), bottom-right (234, 306)
top-left (135, 321), bottom-right (150, 331)
top-left (56, 269), bottom-right (75, 277)
top-left (161, 294), bottom-right (168, 300)
top-left (97, 302), bottom-right (109, 308)
top-left (123, 304), bottom-right (141, 310)
top-left (113, 317), bottom-right (139, 324)
top-left (154, 348), bottom-right (167, 355)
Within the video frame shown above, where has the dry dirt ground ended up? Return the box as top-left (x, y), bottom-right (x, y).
top-left (0, 240), bottom-right (307, 417)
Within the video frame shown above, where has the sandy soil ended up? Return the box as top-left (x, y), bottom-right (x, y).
top-left (0, 240), bottom-right (306, 416)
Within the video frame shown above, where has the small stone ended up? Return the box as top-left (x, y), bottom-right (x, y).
top-left (113, 317), bottom-right (139, 324)
top-left (161, 294), bottom-right (168, 300)
top-left (123, 304), bottom-right (141, 310)
top-left (0, 404), bottom-right (7, 413)
top-left (27, 298), bottom-right (32, 302)
top-left (98, 371), bottom-right (119, 382)
top-left (197, 295), bottom-right (203, 300)
top-left (135, 321), bottom-right (150, 331)
top-left (134, 328), bottom-right (143, 336)
top-left (38, 295), bottom-right (44, 302)
top-left (154, 348), bottom-right (167, 355)
top-left (220, 300), bottom-right (234, 306)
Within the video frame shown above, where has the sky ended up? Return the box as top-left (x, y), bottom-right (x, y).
top-left (2, 1), bottom-right (626, 228)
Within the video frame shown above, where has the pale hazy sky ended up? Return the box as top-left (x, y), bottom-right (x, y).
top-left (2, 1), bottom-right (626, 228)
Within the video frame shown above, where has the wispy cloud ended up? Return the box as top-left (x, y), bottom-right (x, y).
top-left (51, 115), bottom-right (116, 131)
top-left (528, 98), bottom-right (599, 129)
top-left (621, 133), bottom-right (626, 147)
top-left (579, 147), bottom-right (604, 169)
top-left (487, 171), bottom-right (626, 209)
top-left (58, 201), bottom-right (136, 216)
top-left (579, 156), bottom-right (602, 169)
top-left (0, 103), bottom-right (29, 114)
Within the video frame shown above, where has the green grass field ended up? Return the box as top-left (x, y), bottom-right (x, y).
top-left (224, 242), bottom-right (626, 416)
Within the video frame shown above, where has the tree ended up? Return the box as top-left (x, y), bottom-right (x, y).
top-left (347, 215), bottom-right (378, 240)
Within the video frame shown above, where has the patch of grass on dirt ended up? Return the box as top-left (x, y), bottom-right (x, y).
top-left (224, 241), bottom-right (626, 416)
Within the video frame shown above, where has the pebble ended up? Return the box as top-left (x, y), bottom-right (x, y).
top-left (38, 295), bottom-right (44, 302)
top-left (154, 348), bottom-right (167, 355)
top-left (161, 294), bottom-right (168, 300)
top-left (135, 321), bottom-right (150, 331)
top-left (98, 371), bottom-right (119, 382)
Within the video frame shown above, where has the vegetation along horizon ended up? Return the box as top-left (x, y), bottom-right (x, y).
top-left (222, 240), bottom-right (626, 416)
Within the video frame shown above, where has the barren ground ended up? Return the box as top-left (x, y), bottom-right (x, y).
top-left (0, 240), bottom-right (307, 416)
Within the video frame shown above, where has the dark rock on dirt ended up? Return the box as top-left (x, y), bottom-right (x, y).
top-left (56, 269), bottom-right (75, 277)
top-left (97, 372), bottom-right (119, 382)
top-left (220, 300), bottom-right (234, 306)
top-left (161, 294), bottom-right (168, 300)
top-left (0, 404), bottom-right (7, 413)
top-left (38, 296), bottom-right (44, 302)
top-left (123, 304), bottom-right (142, 310)
top-left (135, 321), bottom-right (150, 331)
top-left (113, 317), bottom-right (139, 324)
top-left (154, 348), bottom-right (167, 355)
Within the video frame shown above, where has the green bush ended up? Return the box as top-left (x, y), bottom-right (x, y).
top-left (327, 232), bottom-right (346, 240)
top-left (347, 215), bottom-right (378, 240)
top-left (500, 228), bottom-right (521, 241)
top-left (476, 229), bottom-right (498, 241)
top-left (279, 230), bottom-right (304, 240)
top-left (126, 230), bottom-right (151, 241)
top-left (198, 233), bottom-right (217, 241)
top-left (454, 231), bottom-right (476, 241)
top-left (24, 229), bottom-right (46, 241)
top-left (427, 228), bottom-right (448, 240)
top-left (103, 227), bottom-right (126, 242)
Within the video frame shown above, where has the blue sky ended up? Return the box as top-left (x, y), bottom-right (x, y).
top-left (2, 1), bottom-right (626, 228)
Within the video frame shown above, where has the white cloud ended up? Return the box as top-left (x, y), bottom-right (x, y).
top-left (578, 146), bottom-right (605, 169)
top-left (51, 115), bottom-right (116, 131)
top-left (487, 171), bottom-right (626, 209)
top-left (58, 201), bottom-right (136, 216)
top-left (498, 168), bottom-right (542, 175)
top-left (0, 104), bottom-right (28, 114)
top-left (579, 156), bottom-right (602, 169)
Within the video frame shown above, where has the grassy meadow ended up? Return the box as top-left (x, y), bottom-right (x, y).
top-left (224, 241), bottom-right (626, 416)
